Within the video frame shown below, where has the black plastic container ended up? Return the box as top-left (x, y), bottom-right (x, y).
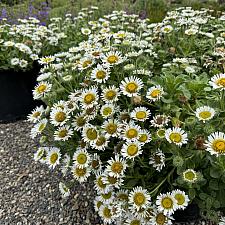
top-left (0, 64), bottom-right (41, 123)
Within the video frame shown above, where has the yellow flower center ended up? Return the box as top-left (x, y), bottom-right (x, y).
top-left (102, 107), bottom-right (112, 116)
top-left (161, 197), bottom-right (173, 209)
top-left (217, 78), bottom-right (225, 87)
top-left (74, 167), bottom-right (86, 177)
top-left (82, 60), bottom-right (92, 68)
top-left (117, 193), bottom-right (128, 201)
top-left (96, 201), bottom-right (103, 209)
top-left (106, 123), bottom-right (117, 134)
top-left (169, 132), bottom-right (182, 143)
top-left (107, 176), bottom-right (117, 184)
top-left (157, 129), bottom-right (165, 138)
top-left (37, 84), bottom-right (47, 93)
top-left (86, 128), bottom-right (98, 140)
top-left (126, 128), bottom-right (138, 139)
top-left (107, 55), bottom-right (119, 64)
top-left (212, 139), bottom-right (225, 153)
top-left (184, 171), bottom-right (196, 181)
top-left (174, 193), bottom-right (185, 205)
top-left (97, 177), bottom-right (106, 189)
top-left (84, 93), bottom-right (95, 104)
top-left (150, 89), bottom-right (161, 98)
top-left (76, 116), bottom-right (86, 127)
top-left (154, 155), bottom-right (161, 164)
top-left (127, 144), bottom-right (138, 156)
top-left (91, 159), bottom-right (99, 169)
top-left (105, 90), bottom-right (116, 100)
top-left (139, 134), bottom-right (148, 142)
top-left (111, 162), bottom-right (123, 174)
top-left (92, 51), bottom-right (101, 57)
top-left (136, 111), bottom-right (147, 120)
top-left (43, 57), bottom-right (53, 63)
top-left (96, 136), bottom-right (106, 146)
top-left (103, 207), bottom-right (112, 218)
top-left (55, 112), bottom-right (66, 122)
top-left (50, 153), bottom-right (58, 164)
top-left (77, 153), bottom-right (87, 164)
top-left (199, 111), bottom-right (211, 119)
top-left (58, 129), bottom-right (68, 138)
top-left (96, 70), bottom-right (106, 79)
top-left (130, 220), bottom-right (141, 225)
top-left (133, 192), bottom-right (146, 206)
top-left (33, 111), bottom-right (40, 118)
top-left (126, 82), bottom-right (138, 93)
top-left (101, 192), bottom-right (112, 200)
top-left (156, 213), bottom-right (167, 225)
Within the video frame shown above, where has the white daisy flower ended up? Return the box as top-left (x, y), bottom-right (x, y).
top-left (11, 58), bottom-right (19, 65)
top-left (120, 76), bottom-right (144, 97)
top-left (195, 106), bottom-right (215, 122)
top-left (150, 209), bottom-right (173, 225)
top-left (54, 125), bottom-right (73, 141)
top-left (34, 147), bottom-right (48, 161)
top-left (171, 189), bottom-right (189, 210)
top-left (101, 85), bottom-right (120, 103)
top-left (156, 193), bottom-right (178, 216)
top-left (33, 81), bottom-right (52, 99)
top-left (205, 132), bottom-right (225, 156)
top-left (94, 172), bottom-right (110, 193)
top-left (90, 153), bottom-right (102, 174)
top-left (146, 85), bottom-right (164, 102)
top-left (219, 216), bottom-right (225, 225)
top-left (80, 87), bottom-right (99, 109)
top-left (61, 154), bottom-right (71, 176)
top-left (82, 124), bottom-right (99, 144)
top-left (209, 73), bottom-right (225, 90)
top-left (161, 25), bottom-right (173, 34)
top-left (73, 148), bottom-right (91, 168)
top-left (77, 57), bottom-right (94, 71)
top-left (106, 154), bottom-right (127, 178)
top-left (72, 113), bottom-right (88, 131)
top-left (91, 64), bottom-right (110, 83)
top-left (129, 186), bottom-right (151, 210)
top-left (122, 121), bottom-right (141, 141)
top-left (46, 147), bottom-right (61, 169)
top-left (94, 196), bottom-right (104, 213)
top-left (102, 173), bottom-right (124, 190)
top-left (91, 135), bottom-right (109, 151)
top-left (102, 119), bottom-right (120, 138)
top-left (151, 115), bottom-right (170, 128)
top-left (71, 165), bottom-right (91, 183)
top-left (121, 141), bottom-right (143, 160)
top-left (125, 217), bottom-right (144, 225)
top-left (149, 149), bottom-right (166, 172)
top-left (131, 106), bottom-right (150, 122)
top-left (100, 103), bottom-right (116, 118)
top-left (81, 27), bottom-right (91, 35)
top-left (50, 108), bottom-right (70, 126)
top-left (165, 127), bottom-right (188, 147)
top-left (59, 182), bottom-right (70, 198)
top-left (30, 118), bottom-right (48, 139)
top-left (182, 169), bottom-right (198, 183)
top-left (138, 129), bottom-right (152, 144)
top-left (98, 204), bottom-right (117, 224)
top-left (27, 105), bottom-right (45, 123)
top-left (38, 56), bottom-right (55, 65)
top-left (101, 50), bottom-right (124, 65)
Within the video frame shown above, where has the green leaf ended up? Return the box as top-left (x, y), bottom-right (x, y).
top-left (188, 188), bottom-right (196, 200)
top-left (199, 193), bottom-right (208, 200)
top-left (210, 167), bottom-right (222, 179)
top-left (209, 179), bottom-right (219, 190)
top-left (206, 197), bottom-right (213, 209)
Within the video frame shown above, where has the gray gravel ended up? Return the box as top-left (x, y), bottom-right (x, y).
top-left (0, 120), bottom-right (216, 225)
top-left (0, 120), bottom-right (102, 225)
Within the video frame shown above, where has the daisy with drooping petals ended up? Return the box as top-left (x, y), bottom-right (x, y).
top-left (125, 217), bottom-right (144, 225)
top-left (30, 118), bottom-right (48, 138)
top-left (151, 114), bottom-right (170, 128)
top-left (27, 105), bottom-right (45, 123)
top-left (131, 106), bottom-right (150, 122)
top-left (91, 64), bottom-right (110, 83)
top-left (54, 125), bottom-right (73, 141)
top-left (99, 190), bottom-right (115, 204)
top-left (46, 147), bottom-right (61, 169)
top-left (171, 190), bottom-right (189, 210)
top-left (34, 147), bottom-right (48, 161)
top-left (120, 76), bottom-right (143, 97)
top-left (129, 186), bottom-right (151, 210)
top-left (156, 193), bottom-right (178, 216)
top-left (59, 182), bottom-right (70, 198)
top-left (94, 173), bottom-right (109, 193)
top-left (91, 135), bottom-right (109, 151)
top-left (182, 169), bottom-right (198, 183)
top-left (165, 127), bottom-right (188, 147)
top-left (33, 81), bottom-right (52, 99)
top-left (101, 85), bottom-right (120, 103)
top-left (73, 148), bottom-right (91, 168)
top-left (80, 87), bottom-right (99, 109)
top-left (195, 106), bottom-right (215, 123)
top-left (146, 85), bottom-right (164, 102)
top-left (106, 154), bottom-right (127, 178)
top-left (209, 73), bottom-right (225, 90)
top-left (205, 132), bottom-right (225, 156)
top-left (61, 154), bottom-right (71, 176)
top-left (149, 149), bottom-right (166, 172)
top-left (90, 153), bottom-right (102, 174)
top-left (121, 141), bottom-right (143, 160)
top-left (78, 57), bottom-right (94, 71)
top-left (98, 204), bottom-right (117, 224)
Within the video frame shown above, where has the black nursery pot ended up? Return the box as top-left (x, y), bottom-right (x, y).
top-left (173, 203), bottom-right (200, 222)
top-left (0, 64), bottom-right (42, 123)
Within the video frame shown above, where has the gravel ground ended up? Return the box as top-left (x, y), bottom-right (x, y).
top-left (0, 120), bottom-right (216, 225)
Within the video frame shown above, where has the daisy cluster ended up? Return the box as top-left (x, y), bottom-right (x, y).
top-left (30, 8), bottom-right (225, 224)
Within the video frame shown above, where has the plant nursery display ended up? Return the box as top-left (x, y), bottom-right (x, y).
top-left (30, 7), bottom-right (225, 224)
